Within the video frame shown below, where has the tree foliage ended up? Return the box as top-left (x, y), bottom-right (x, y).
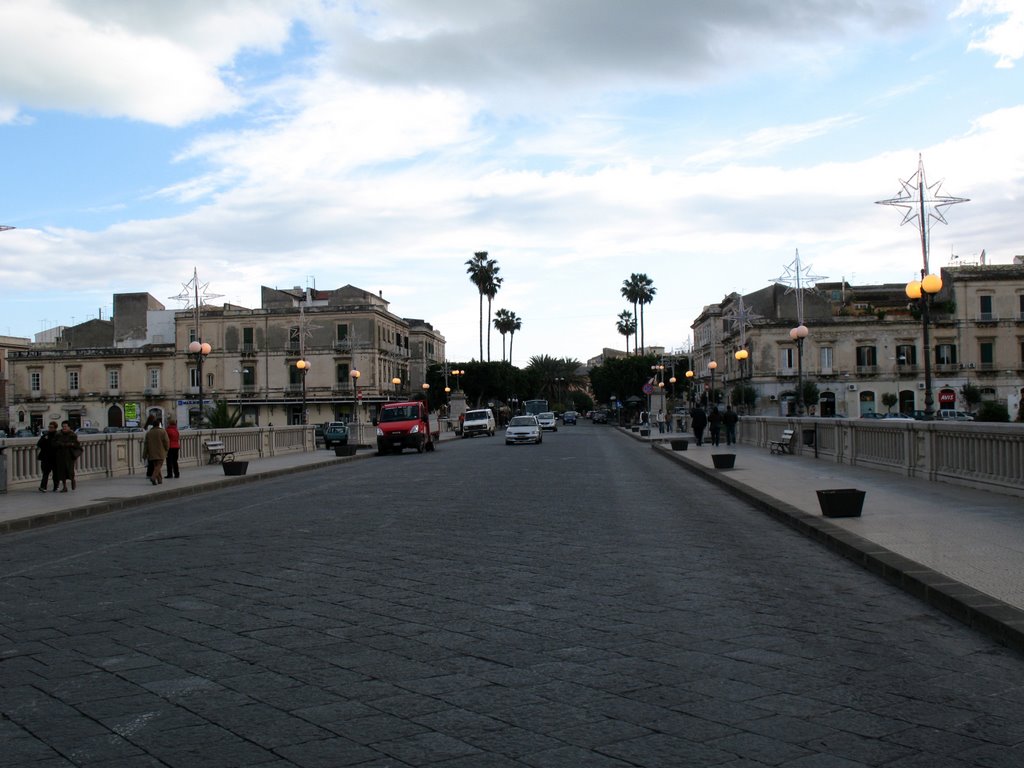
top-left (589, 354), bottom-right (658, 407)
top-left (205, 399), bottom-right (243, 428)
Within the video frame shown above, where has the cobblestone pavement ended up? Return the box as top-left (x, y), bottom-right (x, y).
top-left (2, 424), bottom-right (1024, 766)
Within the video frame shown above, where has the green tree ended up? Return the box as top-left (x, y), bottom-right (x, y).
top-left (526, 355), bottom-right (584, 405)
top-left (620, 275), bottom-right (642, 354)
top-left (616, 310), bottom-right (636, 354)
top-left (482, 265), bottom-right (502, 362)
top-left (589, 354), bottom-right (658, 414)
top-left (205, 400), bottom-right (242, 428)
top-left (976, 401), bottom-right (1010, 422)
top-left (881, 392), bottom-right (898, 413)
top-left (493, 308), bottom-right (514, 362)
top-left (961, 383), bottom-right (982, 412)
top-left (465, 251), bottom-right (497, 361)
top-left (507, 311), bottom-right (522, 364)
top-left (635, 273), bottom-right (656, 354)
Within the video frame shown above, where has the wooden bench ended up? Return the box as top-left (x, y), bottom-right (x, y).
top-left (203, 440), bottom-right (225, 464)
top-left (769, 429), bottom-right (796, 455)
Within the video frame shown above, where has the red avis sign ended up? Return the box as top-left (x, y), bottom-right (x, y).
top-left (938, 389), bottom-right (956, 405)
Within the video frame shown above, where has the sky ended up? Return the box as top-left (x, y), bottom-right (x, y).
top-left (1, 0), bottom-right (1022, 367)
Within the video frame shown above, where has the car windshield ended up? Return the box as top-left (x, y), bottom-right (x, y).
top-left (379, 406), bottom-right (419, 422)
top-left (465, 411), bottom-right (490, 420)
top-left (509, 416), bottom-right (537, 427)
top-left (539, 412), bottom-right (554, 420)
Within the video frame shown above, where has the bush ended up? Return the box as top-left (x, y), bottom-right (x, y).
top-left (975, 401), bottom-right (1010, 423)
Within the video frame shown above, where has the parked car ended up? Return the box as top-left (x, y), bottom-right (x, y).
top-left (592, 410), bottom-right (609, 424)
top-left (859, 412), bottom-right (886, 419)
top-left (16, 428), bottom-right (38, 437)
top-left (323, 421), bottom-right (349, 448)
top-left (562, 411), bottom-right (577, 425)
top-left (537, 412), bottom-right (558, 431)
top-left (75, 427), bottom-right (100, 434)
top-left (505, 415), bottom-right (542, 445)
top-left (937, 409), bottom-right (975, 421)
top-left (462, 408), bottom-right (496, 438)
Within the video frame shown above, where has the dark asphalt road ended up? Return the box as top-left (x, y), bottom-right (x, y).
top-left (2, 423), bottom-right (1024, 767)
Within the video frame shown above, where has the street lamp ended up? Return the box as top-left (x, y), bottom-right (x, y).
top-left (188, 340), bottom-right (212, 428)
top-left (685, 370), bottom-right (694, 408)
top-left (295, 358), bottom-right (310, 424)
top-left (450, 369), bottom-right (464, 390)
top-left (907, 275), bottom-right (942, 417)
top-left (350, 369), bottom-right (360, 446)
top-left (391, 376), bottom-right (402, 401)
top-left (421, 382), bottom-right (430, 408)
top-left (708, 361), bottom-right (717, 408)
top-left (734, 348), bottom-right (749, 413)
top-left (789, 324), bottom-right (809, 415)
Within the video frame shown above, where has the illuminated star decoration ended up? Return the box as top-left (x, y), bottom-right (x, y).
top-left (725, 295), bottom-right (762, 349)
top-left (170, 268), bottom-right (223, 309)
top-left (773, 248), bottom-right (826, 324)
top-left (875, 154), bottom-right (968, 272)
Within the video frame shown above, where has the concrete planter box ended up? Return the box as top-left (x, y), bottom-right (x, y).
top-left (670, 439), bottom-right (688, 451)
top-left (334, 445), bottom-right (357, 457)
top-left (222, 460), bottom-right (248, 476)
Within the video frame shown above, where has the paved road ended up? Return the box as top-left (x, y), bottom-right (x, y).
top-left (3, 423), bottom-right (1024, 767)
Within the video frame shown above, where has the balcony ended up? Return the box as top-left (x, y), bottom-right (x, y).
top-left (240, 384), bottom-right (258, 395)
top-left (284, 383), bottom-right (304, 394)
top-left (976, 312), bottom-right (999, 324)
top-left (143, 388), bottom-right (161, 397)
top-left (855, 365), bottom-right (879, 375)
top-left (934, 363), bottom-right (960, 374)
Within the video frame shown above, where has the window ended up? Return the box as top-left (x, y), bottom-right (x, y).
top-left (148, 368), bottom-right (160, 389)
top-left (30, 371), bottom-right (41, 392)
top-left (288, 326), bottom-right (300, 351)
top-left (243, 327), bottom-right (254, 351)
top-left (936, 344), bottom-right (957, 365)
top-left (819, 346), bottom-right (833, 373)
top-left (206, 372), bottom-right (214, 388)
top-left (189, 328), bottom-right (198, 344)
top-left (190, 367), bottom-right (201, 388)
top-left (336, 363), bottom-right (350, 383)
top-left (855, 346), bottom-right (877, 367)
top-left (980, 341), bottom-right (994, 367)
top-left (289, 364), bottom-right (303, 386)
top-left (895, 344), bottom-right (916, 366)
top-left (68, 370), bottom-right (80, 391)
top-left (979, 294), bottom-right (994, 320)
top-left (108, 369), bottom-right (120, 390)
top-left (241, 368), bottom-right (255, 387)
top-left (336, 324), bottom-right (348, 342)
top-left (780, 348), bottom-right (795, 369)
top-left (1019, 294), bottom-right (1024, 320)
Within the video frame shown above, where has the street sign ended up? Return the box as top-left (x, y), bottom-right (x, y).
top-left (642, 383), bottom-right (654, 395)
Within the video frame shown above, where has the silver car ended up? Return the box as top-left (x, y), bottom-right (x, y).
top-left (536, 412), bottom-right (558, 431)
top-left (505, 415), bottom-right (542, 445)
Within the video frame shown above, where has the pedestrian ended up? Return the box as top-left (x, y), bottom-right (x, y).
top-left (53, 421), bottom-right (81, 492)
top-left (144, 417), bottom-right (170, 485)
top-left (708, 405), bottom-right (722, 446)
top-left (36, 421), bottom-right (59, 492)
top-left (165, 418), bottom-right (181, 479)
top-left (723, 405), bottom-right (739, 445)
top-left (690, 404), bottom-right (707, 446)
top-left (656, 410), bottom-right (666, 434)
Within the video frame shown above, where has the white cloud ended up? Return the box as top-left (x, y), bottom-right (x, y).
top-left (953, 0), bottom-right (1024, 67)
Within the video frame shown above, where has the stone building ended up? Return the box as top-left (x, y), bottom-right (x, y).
top-left (690, 263), bottom-right (1024, 418)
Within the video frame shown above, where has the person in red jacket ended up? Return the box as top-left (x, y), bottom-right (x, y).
top-left (165, 418), bottom-right (181, 479)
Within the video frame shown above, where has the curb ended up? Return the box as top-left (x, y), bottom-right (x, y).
top-left (0, 451), bottom-right (373, 536)
top-left (648, 440), bottom-right (1024, 656)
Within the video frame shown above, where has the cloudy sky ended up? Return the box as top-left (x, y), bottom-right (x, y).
top-left (0, 0), bottom-right (1021, 365)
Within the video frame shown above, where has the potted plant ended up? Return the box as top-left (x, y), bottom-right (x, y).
top-left (816, 489), bottom-right (865, 517)
top-left (711, 453), bottom-right (735, 469)
top-left (334, 444), bottom-right (357, 457)
top-left (670, 438), bottom-right (688, 451)
top-left (221, 456), bottom-right (248, 476)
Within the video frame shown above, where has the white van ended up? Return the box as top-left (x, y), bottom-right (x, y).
top-left (462, 408), bottom-right (496, 437)
top-left (937, 409), bottom-right (974, 421)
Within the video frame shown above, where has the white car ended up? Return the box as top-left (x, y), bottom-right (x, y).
top-left (505, 415), bottom-right (542, 445)
top-left (536, 412), bottom-right (558, 431)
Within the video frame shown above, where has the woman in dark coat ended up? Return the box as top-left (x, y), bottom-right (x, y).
top-left (689, 405), bottom-right (707, 446)
top-left (708, 406), bottom-right (723, 446)
top-left (36, 421), bottom-right (59, 492)
top-left (53, 421), bottom-right (81, 492)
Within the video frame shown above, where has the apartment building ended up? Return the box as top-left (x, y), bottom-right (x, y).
top-left (690, 262), bottom-right (1024, 417)
top-left (6, 286), bottom-right (445, 432)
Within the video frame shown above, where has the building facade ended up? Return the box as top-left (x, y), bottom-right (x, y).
top-left (6, 285), bottom-right (446, 433)
top-left (690, 263), bottom-right (1024, 418)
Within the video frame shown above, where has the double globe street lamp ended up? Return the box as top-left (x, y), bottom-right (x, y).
top-left (789, 324), bottom-right (809, 415)
top-left (906, 273), bottom-right (943, 418)
top-left (350, 369), bottom-right (361, 446)
top-left (295, 357), bottom-right (310, 425)
top-left (188, 340), bottom-right (212, 428)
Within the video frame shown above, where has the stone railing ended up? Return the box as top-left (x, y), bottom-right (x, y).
top-left (0, 426), bottom-right (314, 492)
top-left (743, 417), bottom-right (1024, 497)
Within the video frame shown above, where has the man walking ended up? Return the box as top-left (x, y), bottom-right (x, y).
top-left (144, 417), bottom-right (170, 485)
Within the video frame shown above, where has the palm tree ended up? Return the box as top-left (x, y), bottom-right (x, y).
top-left (526, 355), bottom-right (585, 406)
top-left (465, 251), bottom-right (490, 360)
top-left (620, 274), bottom-right (642, 354)
top-left (636, 273), bottom-right (656, 354)
top-left (616, 310), bottom-right (636, 354)
top-left (507, 311), bottom-right (522, 364)
top-left (493, 308), bottom-right (513, 362)
top-left (483, 265), bottom-right (502, 362)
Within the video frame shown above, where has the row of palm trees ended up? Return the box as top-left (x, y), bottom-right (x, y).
top-left (466, 251), bottom-right (522, 363)
top-left (617, 273), bottom-right (656, 354)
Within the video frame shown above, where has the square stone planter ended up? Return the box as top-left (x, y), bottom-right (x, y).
top-left (670, 439), bottom-right (688, 451)
top-left (334, 444), bottom-right (357, 457)
top-left (640, 428), bottom-right (651, 437)
top-left (816, 489), bottom-right (865, 517)
top-left (711, 453), bottom-right (736, 469)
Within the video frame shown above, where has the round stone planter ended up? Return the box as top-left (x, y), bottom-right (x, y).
top-left (711, 453), bottom-right (736, 469)
top-left (816, 489), bottom-right (865, 518)
top-left (670, 439), bottom-right (688, 451)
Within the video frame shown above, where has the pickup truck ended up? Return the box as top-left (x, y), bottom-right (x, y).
top-left (375, 400), bottom-right (435, 455)
top-left (323, 422), bottom-right (349, 448)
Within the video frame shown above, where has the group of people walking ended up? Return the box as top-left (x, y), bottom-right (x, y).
top-left (36, 421), bottom-right (82, 492)
top-left (36, 415), bottom-right (182, 492)
top-left (688, 404), bottom-right (739, 447)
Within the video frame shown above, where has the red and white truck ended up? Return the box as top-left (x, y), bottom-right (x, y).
top-left (374, 400), bottom-right (436, 455)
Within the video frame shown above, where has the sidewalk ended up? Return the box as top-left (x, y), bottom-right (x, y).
top-left (625, 427), bottom-right (1024, 653)
top-left (0, 448), bottom-right (371, 534)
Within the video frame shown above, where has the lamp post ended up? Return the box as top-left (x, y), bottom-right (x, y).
top-left (451, 369), bottom-right (464, 391)
top-left (685, 370), bottom-right (694, 409)
top-left (391, 376), bottom-right (402, 401)
top-left (188, 340), bottom-right (212, 428)
top-left (295, 358), bottom-right (310, 424)
top-left (789, 325), bottom-right (809, 415)
top-left (708, 361), bottom-right (717, 408)
top-left (907, 275), bottom-right (942, 417)
top-left (350, 369), bottom-right (360, 446)
top-left (733, 348), bottom-right (749, 413)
